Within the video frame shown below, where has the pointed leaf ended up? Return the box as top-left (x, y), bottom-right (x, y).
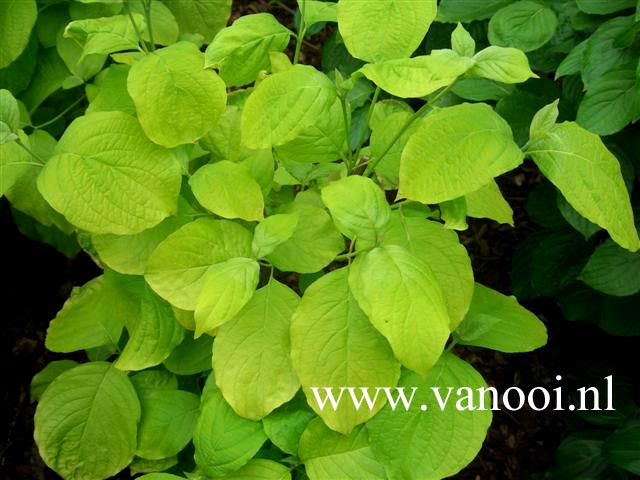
top-left (349, 245), bottom-right (450, 376)
top-left (359, 50), bottom-right (474, 98)
top-left (195, 258), bottom-right (260, 336)
top-left (145, 218), bottom-right (253, 310)
top-left (399, 103), bottom-right (523, 204)
top-left (190, 161), bottom-right (264, 221)
top-left (214, 279), bottom-right (300, 420)
top-left (34, 363), bottom-right (141, 480)
top-left (37, 111), bottom-right (182, 235)
top-left (455, 283), bottom-right (547, 352)
top-left (526, 121), bottom-right (640, 252)
top-left (291, 268), bottom-right (401, 434)
top-left (368, 354), bottom-right (492, 480)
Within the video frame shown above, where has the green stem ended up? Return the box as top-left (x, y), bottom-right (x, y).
top-left (293, 0), bottom-right (307, 64)
top-left (363, 83), bottom-right (455, 177)
top-left (32, 96), bottom-right (86, 129)
top-left (142, 0), bottom-right (155, 51)
top-left (339, 93), bottom-right (353, 170)
top-left (445, 338), bottom-right (458, 353)
top-left (334, 251), bottom-right (359, 262)
top-left (353, 86), bottom-right (381, 169)
top-left (125, 0), bottom-right (148, 54)
top-left (335, 244), bottom-right (370, 262)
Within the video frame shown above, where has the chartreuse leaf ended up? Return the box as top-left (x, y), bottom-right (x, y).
top-left (368, 354), bottom-right (492, 480)
top-left (529, 99), bottom-right (559, 137)
top-left (382, 213), bottom-right (474, 329)
top-left (134, 387), bottom-right (200, 460)
top-left (92, 199), bottom-right (193, 276)
top-left (190, 161), bottom-right (264, 221)
top-left (214, 279), bottom-right (300, 420)
top-left (64, 14), bottom-right (144, 60)
top-left (0, 89), bottom-right (20, 135)
top-left (241, 65), bottom-right (337, 149)
top-left (470, 46), bottom-right (538, 83)
top-left (37, 111), bottom-right (182, 235)
top-left (1, 139), bottom-right (33, 197)
top-left (526, 104), bottom-right (640, 252)
top-left (194, 258), bottom-right (260, 337)
top-left (31, 360), bottom-right (79, 402)
top-left (163, 0), bottom-right (231, 41)
top-left (399, 103), bottom-right (523, 204)
top-left (465, 180), bottom-right (514, 226)
top-left (274, 99), bottom-right (346, 164)
top-left (45, 273), bottom-right (127, 353)
top-left (192, 460), bottom-right (291, 480)
top-left (262, 392), bottom-right (316, 455)
top-left (252, 214), bottom-right (298, 258)
top-left (370, 108), bottom-right (420, 188)
top-left (115, 278), bottom-right (184, 372)
top-left (359, 50), bottom-right (474, 99)
top-left (128, 0), bottom-right (179, 46)
top-left (441, 197), bottom-right (469, 231)
top-left (0, 30), bottom-right (37, 96)
top-left (194, 387), bottom-right (267, 477)
top-left (455, 283), bottom-right (547, 352)
top-left (130, 457), bottom-right (178, 474)
top-left (145, 218), bottom-right (253, 310)
top-left (291, 268), bottom-right (400, 434)
top-left (349, 245), bottom-right (450, 377)
top-left (488, 1), bottom-right (558, 52)
top-left (128, 41), bottom-right (227, 148)
top-left (299, 419), bottom-right (386, 480)
top-left (163, 333), bottom-right (214, 375)
top-left (302, 0), bottom-right (338, 25)
top-left (200, 105), bottom-right (243, 161)
top-left (86, 64), bottom-right (136, 116)
top-left (0, 0), bottom-right (37, 68)
top-left (205, 14), bottom-right (291, 87)
top-left (321, 175), bottom-right (390, 247)
top-left (131, 369), bottom-right (178, 393)
top-left (34, 363), bottom-right (140, 480)
top-left (6, 134), bottom-right (72, 232)
top-left (337, 0), bottom-right (437, 63)
top-left (267, 202), bottom-right (344, 273)
top-left (452, 23), bottom-right (476, 57)
top-left (580, 240), bottom-right (640, 296)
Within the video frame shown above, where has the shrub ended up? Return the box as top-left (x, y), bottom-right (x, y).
top-left (1, 0), bottom-right (638, 479)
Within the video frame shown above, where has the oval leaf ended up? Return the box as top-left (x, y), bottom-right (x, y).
top-left (128, 41), bottom-right (227, 148)
top-left (34, 363), bottom-right (141, 480)
top-left (291, 268), bottom-right (401, 434)
top-left (37, 111), bottom-right (182, 235)
top-left (349, 245), bottom-right (450, 376)
top-left (214, 279), bottom-right (300, 420)
top-left (399, 103), bottom-right (523, 204)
